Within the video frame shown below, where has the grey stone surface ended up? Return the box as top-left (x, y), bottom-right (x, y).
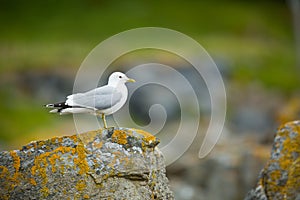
top-left (245, 120), bottom-right (300, 200)
top-left (0, 127), bottom-right (174, 200)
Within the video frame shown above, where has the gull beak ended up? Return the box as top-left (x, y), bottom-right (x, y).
top-left (127, 78), bottom-right (136, 83)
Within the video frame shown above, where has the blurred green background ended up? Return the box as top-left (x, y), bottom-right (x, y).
top-left (0, 0), bottom-right (299, 199)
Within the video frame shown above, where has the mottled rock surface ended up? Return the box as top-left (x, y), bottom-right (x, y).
top-left (245, 120), bottom-right (300, 200)
top-left (0, 127), bottom-right (174, 200)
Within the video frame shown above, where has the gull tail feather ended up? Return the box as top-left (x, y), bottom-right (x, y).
top-left (45, 102), bottom-right (71, 114)
top-left (49, 109), bottom-right (59, 113)
top-left (45, 102), bottom-right (66, 108)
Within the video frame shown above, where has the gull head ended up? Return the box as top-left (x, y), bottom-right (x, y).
top-left (108, 72), bottom-right (135, 86)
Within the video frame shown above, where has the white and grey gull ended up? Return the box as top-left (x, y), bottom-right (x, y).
top-left (45, 72), bottom-right (135, 128)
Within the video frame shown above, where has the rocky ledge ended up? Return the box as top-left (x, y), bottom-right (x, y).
top-left (245, 120), bottom-right (300, 200)
top-left (0, 127), bottom-right (174, 200)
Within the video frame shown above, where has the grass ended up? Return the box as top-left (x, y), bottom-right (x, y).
top-left (0, 89), bottom-right (53, 143)
top-left (0, 0), bottom-right (298, 148)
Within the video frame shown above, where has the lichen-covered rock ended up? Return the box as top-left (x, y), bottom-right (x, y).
top-left (245, 120), bottom-right (300, 200)
top-left (0, 127), bottom-right (174, 200)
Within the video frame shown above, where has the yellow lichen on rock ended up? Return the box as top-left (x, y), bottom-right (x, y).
top-left (0, 151), bottom-right (24, 198)
top-left (0, 166), bottom-right (10, 195)
top-left (10, 151), bottom-right (20, 175)
top-left (41, 186), bottom-right (49, 198)
top-left (29, 178), bottom-right (37, 186)
top-left (246, 121), bottom-right (300, 199)
top-left (0, 166), bottom-right (9, 178)
top-left (74, 143), bottom-right (89, 175)
top-left (31, 151), bottom-right (50, 184)
top-left (8, 151), bottom-right (22, 189)
top-left (28, 142), bottom-right (90, 196)
top-left (264, 121), bottom-right (300, 197)
top-left (286, 157), bottom-right (300, 198)
top-left (55, 146), bottom-right (75, 154)
top-left (112, 130), bottom-right (128, 145)
top-left (76, 179), bottom-right (87, 191)
top-left (31, 146), bottom-right (77, 179)
top-left (48, 153), bottom-right (60, 173)
top-left (0, 127), bottom-right (173, 199)
top-left (132, 129), bottom-right (156, 143)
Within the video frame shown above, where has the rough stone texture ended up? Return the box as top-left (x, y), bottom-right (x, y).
top-left (245, 120), bottom-right (300, 200)
top-left (0, 127), bottom-right (174, 200)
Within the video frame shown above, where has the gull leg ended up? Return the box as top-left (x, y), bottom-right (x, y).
top-left (102, 113), bottom-right (108, 129)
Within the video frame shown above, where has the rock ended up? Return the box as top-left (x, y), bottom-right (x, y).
top-left (0, 127), bottom-right (174, 200)
top-left (245, 120), bottom-right (300, 200)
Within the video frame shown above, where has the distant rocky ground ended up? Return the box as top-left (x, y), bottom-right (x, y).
top-left (167, 120), bottom-right (300, 200)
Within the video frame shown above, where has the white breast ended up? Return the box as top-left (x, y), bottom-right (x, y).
top-left (99, 84), bottom-right (128, 115)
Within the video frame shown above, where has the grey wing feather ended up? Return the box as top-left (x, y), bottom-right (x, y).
top-left (66, 86), bottom-right (122, 110)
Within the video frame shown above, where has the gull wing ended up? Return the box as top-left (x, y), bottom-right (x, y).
top-left (66, 85), bottom-right (122, 110)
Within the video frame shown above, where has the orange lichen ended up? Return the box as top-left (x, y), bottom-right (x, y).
top-left (10, 151), bottom-right (20, 174)
top-left (92, 141), bottom-right (103, 149)
top-left (32, 152), bottom-right (50, 184)
top-left (1, 195), bottom-right (9, 200)
top-left (49, 154), bottom-right (60, 173)
top-left (28, 142), bottom-right (88, 197)
top-left (262, 121), bottom-right (300, 198)
top-left (75, 179), bottom-right (86, 191)
top-left (50, 137), bottom-right (58, 144)
top-left (132, 128), bottom-right (156, 143)
top-left (7, 151), bottom-right (22, 188)
top-left (60, 164), bottom-right (65, 174)
top-left (0, 166), bottom-right (11, 194)
top-left (112, 130), bottom-right (128, 145)
top-left (74, 144), bottom-right (89, 175)
top-left (38, 141), bottom-right (45, 147)
top-left (29, 178), bottom-right (37, 186)
top-left (0, 152), bottom-right (25, 196)
top-left (31, 146), bottom-right (77, 184)
top-left (0, 128), bottom-right (164, 198)
top-left (54, 146), bottom-right (76, 154)
top-left (286, 157), bottom-right (300, 198)
top-left (0, 166), bottom-right (9, 178)
top-left (267, 170), bottom-right (282, 191)
top-left (41, 186), bottom-right (49, 198)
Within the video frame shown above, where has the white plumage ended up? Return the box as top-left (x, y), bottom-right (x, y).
top-left (45, 72), bottom-right (135, 128)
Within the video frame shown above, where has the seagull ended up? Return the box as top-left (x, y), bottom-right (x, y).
top-left (45, 72), bottom-right (135, 128)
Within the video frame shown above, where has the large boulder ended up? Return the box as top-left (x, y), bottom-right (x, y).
top-left (245, 120), bottom-right (300, 200)
top-left (0, 127), bottom-right (174, 200)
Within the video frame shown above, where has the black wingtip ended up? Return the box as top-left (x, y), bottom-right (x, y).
top-left (44, 104), bottom-right (54, 108)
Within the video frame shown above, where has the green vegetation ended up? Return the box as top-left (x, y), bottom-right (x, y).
top-left (0, 0), bottom-right (298, 148)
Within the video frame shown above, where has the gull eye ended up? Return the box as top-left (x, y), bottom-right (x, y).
top-left (119, 76), bottom-right (122, 79)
